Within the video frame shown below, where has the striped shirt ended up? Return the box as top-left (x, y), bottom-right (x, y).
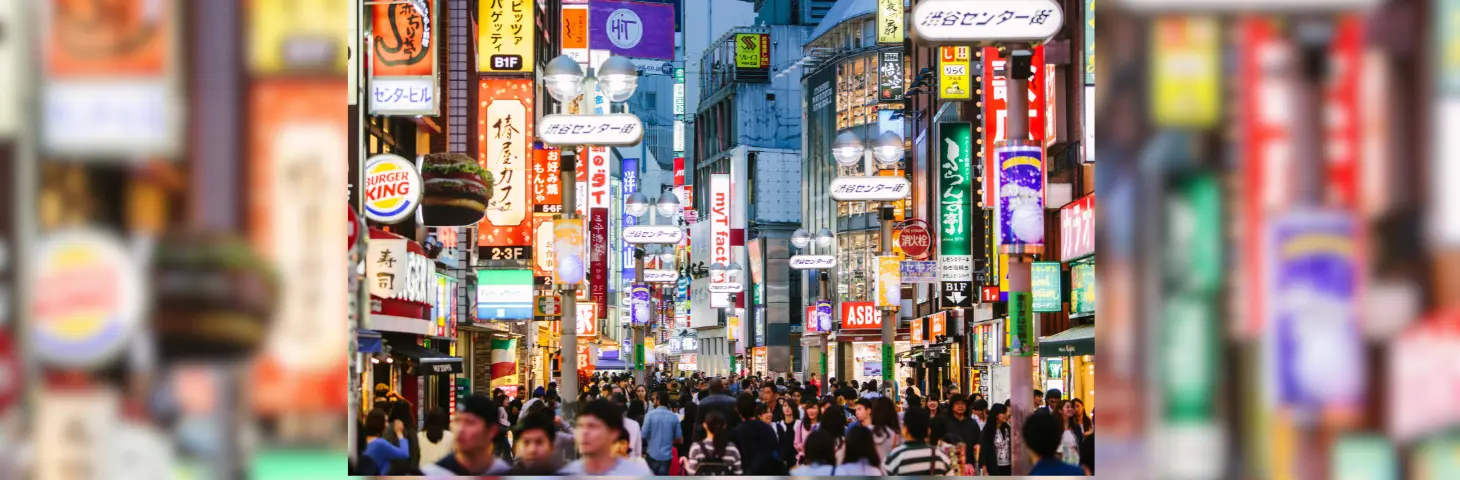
top-left (683, 439), bottom-right (744, 475)
top-left (884, 440), bottom-right (954, 476)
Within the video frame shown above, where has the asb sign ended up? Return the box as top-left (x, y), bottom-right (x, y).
top-left (363, 154), bottom-right (422, 223)
top-left (911, 0), bottom-right (1064, 44)
top-left (537, 114), bottom-right (644, 146)
top-left (841, 302), bottom-right (882, 330)
top-left (829, 176), bottom-right (912, 201)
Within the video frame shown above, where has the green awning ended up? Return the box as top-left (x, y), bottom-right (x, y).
top-left (1039, 324), bottom-right (1095, 357)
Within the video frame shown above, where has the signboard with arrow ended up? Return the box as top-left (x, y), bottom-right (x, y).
top-left (941, 281), bottom-right (972, 309)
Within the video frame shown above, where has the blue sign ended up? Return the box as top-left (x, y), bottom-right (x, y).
top-left (589, 0), bottom-right (676, 60)
top-left (996, 145), bottom-right (1045, 251)
top-left (900, 260), bottom-right (938, 284)
top-left (630, 283), bottom-right (651, 326)
top-left (622, 158), bottom-right (639, 273)
top-left (1270, 209), bottom-right (1363, 409)
top-left (815, 300), bottom-right (833, 333)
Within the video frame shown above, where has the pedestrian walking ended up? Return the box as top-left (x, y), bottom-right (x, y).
top-left (505, 409), bottom-right (564, 475)
top-left (793, 398), bottom-right (820, 463)
top-left (421, 395), bottom-right (512, 476)
top-left (417, 408), bottom-right (455, 474)
top-left (773, 399), bottom-right (799, 470)
top-left (884, 407), bottom-right (954, 475)
top-left (642, 390), bottom-right (684, 475)
top-left (978, 403), bottom-right (1012, 476)
top-left (683, 410), bottom-right (743, 475)
top-left (870, 396), bottom-right (903, 459)
top-left (1024, 410), bottom-right (1087, 476)
top-left (837, 426), bottom-right (886, 475)
top-left (362, 408), bottom-right (410, 476)
top-left (558, 398), bottom-right (653, 475)
top-left (789, 429), bottom-right (838, 475)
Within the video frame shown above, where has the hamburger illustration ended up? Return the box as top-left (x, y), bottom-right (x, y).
top-left (420, 152), bottom-right (494, 226)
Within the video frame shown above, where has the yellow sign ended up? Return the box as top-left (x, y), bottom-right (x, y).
top-left (876, 255), bottom-right (901, 307)
top-left (1150, 16), bottom-right (1220, 127)
top-left (877, 0), bottom-right (903, 44)
top-left (939, 45), bottom-right (972, 101)
top-left (248, 0), bottom-right (349, 75)
top-left (728, 315), bottom-right (741, 342)
top-left (735, 34), bottom-right (762, 69)
top-left (479, 0), bottom-right (536, 72)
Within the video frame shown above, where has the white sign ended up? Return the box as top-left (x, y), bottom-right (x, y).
top-left (624, 225), bottom-right (684, 244)
top-left (645, 269), bottom-right (678, 283)
top-left (363, 154), bottom-right (423, 223)
top-left (940, 254), bottom-right (973, 282)
top-left (789, 255), bottom-right (837, 270)
top-left (369, 77), bottom-right (438, 115)
top-left (605, 8), bottom-right (645, 49)
top-left (829, 176), bottom-right (912, 201)
top-left (673, 120), bottom-right (685, 151)
top-left (1112, 0), bottom-right (1379, 11)
top-left (709, 283), bottom-right (744, 293)
top-left (43, 81), bottom-right (179, 157)
top-left (368, 239), bottom-right (437, 303)
top-left (1084, 86), bottom-right (1095, 162)
top-left (673, 83), bottom-right (685, 115)
top-left (537, 113), bottom-right (644, 146)
top-left (485, 96), bottom-right (528, 228)
top-left (710, 174), bottom-right (732, 288)
top-left (910, 0), bottom-right (1065, 44)
top-left (576, 303), bottom-right (597, 336)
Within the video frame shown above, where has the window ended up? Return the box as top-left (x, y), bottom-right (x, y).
top-left (644, 92), bottom-right (658, 110)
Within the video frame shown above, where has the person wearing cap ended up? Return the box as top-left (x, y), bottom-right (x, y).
top-left (421, 394), bottom-right (512, 476)
top-left (978, 403), bottom-right (1012, 475)
top-left (943, 394), bottom-right (981, 474)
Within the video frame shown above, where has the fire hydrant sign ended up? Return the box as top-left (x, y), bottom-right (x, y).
top-left (910, 0), bottom-right (1065, 44)
top-left (537, 113), bottom-right (644, 146)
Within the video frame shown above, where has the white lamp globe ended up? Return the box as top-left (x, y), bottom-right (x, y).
top-left (725, 262), bottom-right (743, 277)
top-left (791, 229), bottom-right (811, 249)
top-left (543, 55), bottom-right (585, 103)
top-left (814, 228), bottom-right (835, 249)
top-left (873, 130), bottom-right (905, 166)
top-left (625, 191), bottom-right (651, 218)
top-left (557, 254), bottom-right (586, 284)
top-left (656, 192), bottom-right (681, 218)
top-left (831, 131), bottom-right (864, 167)
top-left (598, 56), bottom-right (639, 103)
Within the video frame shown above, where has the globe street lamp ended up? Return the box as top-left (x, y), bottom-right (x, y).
top-left (791, 229), bottom-right (811, 250)
top-left (625, 191), bottom-right (651, 218)
top-left (832, 131), bottom-right (865, 167)
top-left (815, 228), bottom-right (835, 249)
top-left (656, 191), bottom-right (681, 218)
top-left (873, 130), bottom-right (906, 167)
top-left (544, 55), bottom-right (586, 104)
top-left (598, 56), bottom-right (640, 103)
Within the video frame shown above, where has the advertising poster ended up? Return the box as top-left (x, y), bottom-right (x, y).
top-left (533, 147), bottom-right (563, 214)
top-left (532, 216), bottom-right (556, 278)
top-left (938, 123), bottom-right (973, 308)
top-left (1008, 291), bottom-right (1033, 356)
top-left (1149, 17), bottom-right (1220, 128)
top-left (562, 3), bottom-right (589, 64)
top-left (877, 0), bottom-right (903, 44)
top-left (1269, 210), bottom-right (1362, 409)
top-left (1061, 194), bottom-right (1096, 261)
top-left (734, 33), bottom-right (771, 70)
top-left (629, 284), bottom-right (650, 326)
top-left (1071, 263), bottom-right (1095, 315)
top-left (710, 174), bottom-right (733, 304)
top-left (938, 45), bottom-right (972, 101)
top-left (552, 218), bottom-right (585, 286)
top-left (878, 51), bottom-right (904, 103)
top-left (995, 144), bottom-right (1045, 251)
top-left (1031, 262), bottom-right (1062, 312)
top-left (930, 311), bottom-right (946, 339)
top-left (815, 300), bottom-right (834, 333)
top-left (589, 0), bottom-right (675, 60)
top-left (478, 78), bottom-right (535, 247)
top-left (876, 256), bottom-right (901, 307)
top-left (590, 208), bottom-right (609, 320)
top-left (900, 261), bottom-right (938, 284)
top-left (369, 0), bottom-right (438, 115)
top-left (911, 317), bottom-right (923, 344)
top-left (476, 270), bottom-right (533, 320)
top-left (577, 303), bottom-right (597, 337)
top-left (479, 0), bottom-right (535, 73)
top-left (982, 46), bottom-right (1047, 207)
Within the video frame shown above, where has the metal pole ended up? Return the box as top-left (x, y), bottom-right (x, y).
top-left (880, 204), bottom-right (897, 401)
top-left (634, 247), bottom-right (647, 386)
top-left (1003, 47), bottom-right (1036, 476)
top-left (1290, 18), bottom-right (1332, 480)
top-left (560, 148), bottom-right (580, 425)
top-left (820, 271), bottom-right (830, 383)
top-left (348, 0), bottom-right (367, 464)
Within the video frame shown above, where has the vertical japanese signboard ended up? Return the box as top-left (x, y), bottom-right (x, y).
top-left (1031, 262), bottom-right (1062, 312)
top-left (995, 144), bottom-right (1044, 252)
top-left (590, 208), bottom-right (609, 320)
top-left (622, 158), bottom-right (639, 278)
top-left (983, 46), bottom-right (1047, 207)
top-left (710, 174), bottom-right (732, 307)
top-left (1060, 194), bottom-right (1095, 261)
top-left (1008, 291), bottom-right (1033, 356)
top-left (562, 2), bottom-right (589, 64)
top-left (533, 146), bottom-right (563, 214)
top-left (939, 46), bottom-right (972, 101)
top-left (588, 146), bottom-right (610, 209)
top-left (533, 216), bottom-right (556, 278)
top-left (1150, 17), bottom-right (1220, 128)
top-left (879, 51), bottom-right (904, 103)
top-left (938, 123), bottom-right (974, 309)
top-left (479, 0), bottom-right (535, 72)
top-left (369, 0), bottom-right (438, 115)
top-left (1085, 0), bottom-right (1096, 85)
top-left (478, 79), bottom-right (535, 249)
top-left (877, 0), bottom-right (903, 44)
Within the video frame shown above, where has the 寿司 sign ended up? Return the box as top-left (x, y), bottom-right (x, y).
top-left (910, 0), bottom-right (1064, 44)
top-left (1061, 194), bottom-right (1095, 261)
top-left (841, 301), bottom-right (883, 330)
top-left (829, 176), bottom-right (912, 201)
top-left (537, 113), bottom-right (644, 146)
top-left (367, 229), bottom-right (437, 304)
top-left (363, 154), bottom-right (422, 223)
top-left (623, 225), bottom-right (683, 244)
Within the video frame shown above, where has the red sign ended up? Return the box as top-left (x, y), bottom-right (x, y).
top-left (348, 206), bottom-right (360, 252)
top-left (980, 286), bottom-right (1001, 303)
top-left (841, 301), bottom-right (882, 330)
top-left (982, 46), bottom-right (1047, 207)
top-left (759, 34), bottom-right (771, 68)
top-left (930, 311), bottom-right (947, 338)
top-left (0, 333), bottom-right (17, 414)
top-left (806, 306), bottom-right (817, 333)
top-left (911, 318), bottom-right (924, 343)
top-left (674, 157), bottom-right (686, 186)
top-left (533, 147), bottom-right (564, 213)
top-left (590, 208), bottom-right (608, 319)
top-left (477, 78), bottom-right (536, 247)
top-left (1060, 194), bottom-right (1095, 261)
top-left (897, 221), bottom-right (933, 259)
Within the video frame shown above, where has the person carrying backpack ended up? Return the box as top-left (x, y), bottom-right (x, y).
top-left (682, 411), bottom-right (743, 475)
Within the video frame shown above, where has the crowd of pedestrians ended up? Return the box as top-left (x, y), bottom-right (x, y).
top-left (349, 370), bottom-right (1095, 476)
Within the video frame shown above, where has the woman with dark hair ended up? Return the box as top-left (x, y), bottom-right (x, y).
top-left (417, 408), bottom-right (455, 470)
top-left (680, 397), bottom-right (699, 447)
top-left (837, 426), bottom-right (886, 475)
top-left (870, 396), bottom-right (902, 459)
top-left (792, 399), bottom-right (820, 464)
top-left (683, 410), bottom-right (743, 475)
top-left (769, 399), bottom-right (798, 469)
top-left (789, 429), bottom-right (838, 475)
top-left (386, 401), bottom-right (422, 475)
top-left (1072, 398), bottom-right (1093, 436)
top-left (817, 398), bottom-right (849, 462)
top-left (362, 408), bottom-right (410, 475)
top-left (628, 399), bottom-right (648, 428)
top-left (979, 403), bottom-right (1013, 475)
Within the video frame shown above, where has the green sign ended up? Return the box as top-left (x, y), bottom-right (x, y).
top-left (675, 67), bottom-right (685, 80)
top-left (937, 122), bottom-right (973, 282)
top-left (881, 346), bottom-right (895, 397)
top-left (1070, 263), bottom-right (1096, 315)
top-left (634, 343), bottom-right (645, 370)
top-left (1332, 435), bottom-right (1397, 480)
top-left (1085, 0), bottom-right (1095, 85)
top-left (1008, 292), bottom-right (1034, 356)
top-left (1031, 262), bottom-right (1062, 312)
top-left (1162, 172), bottom-right (1221, 423)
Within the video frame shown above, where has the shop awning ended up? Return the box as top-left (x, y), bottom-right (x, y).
top-left (358, 330), bottom-right (383, 353)
top-left (1039, 324), bottom-right (1095, 357)
top-left (392, 343), bottom-right (464, 375)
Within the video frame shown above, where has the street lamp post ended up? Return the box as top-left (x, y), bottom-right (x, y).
top-left (792, 227), bottom-right (837, 381)
top-left (625, 192), bottom-right (681, 386)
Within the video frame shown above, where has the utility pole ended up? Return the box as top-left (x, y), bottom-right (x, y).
top-left (634, 247), bottom-right (647, 386)
top-left (880, 204), bottom-right (897, 400)
top-left (1001, 47), bottom-right (1037, 476)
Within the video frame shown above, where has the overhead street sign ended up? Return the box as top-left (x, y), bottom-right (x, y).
top-left (537, 113), bottom-right (644, 146)
top-left (790, 255), bottom-right (837, 270)
top-left (911, 0), bottom-right (1065, 45)
top-left (623, 225), bottom-right (683, 244)
top-left (644, 269), bottom-right (678, 283)
top-left (709, 283), bottom-right (744, 293)
top-left (828, 176), bottom-right (912, 201)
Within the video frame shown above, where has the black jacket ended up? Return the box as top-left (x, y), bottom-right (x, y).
top-left (729, 419), bottom-right (787, 475)
top-left (979, 422), bottom-right (1011, 473)
top-left (695, 393), bottom-right (740, 441)
top-left (943, 413), bottom-right (981, 464)
top-left (771, 421), bottom-right (796, 466)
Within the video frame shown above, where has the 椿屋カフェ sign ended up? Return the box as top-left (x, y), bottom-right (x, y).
top-left (537, 114), bottom-right (644, 146)
top-left (829, 176), bottom-right (911, 201)
top-left (911, 0), bottom-right (1064, 45)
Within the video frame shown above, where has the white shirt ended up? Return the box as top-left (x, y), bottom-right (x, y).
top-left (623, 416), bottom-right (643, 459)
top-left (417, 430), bottom-right (456, 471)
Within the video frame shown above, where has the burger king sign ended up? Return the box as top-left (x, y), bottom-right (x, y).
top-left (364, 154), bottom-right (423, 223)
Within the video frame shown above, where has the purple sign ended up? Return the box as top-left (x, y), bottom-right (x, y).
top-left (996, 145), bottom-right (1045, 251)
top-left (815, 300), bottom-right (833, 333)
top-left (1269, 210), bottom-right (1363, 409)
top-left (590, 0), bottom-right (675, 60)
top-left (630, 283), bottom-right (651, 326)
top-left (623, 158), bottom-right (639, 274)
